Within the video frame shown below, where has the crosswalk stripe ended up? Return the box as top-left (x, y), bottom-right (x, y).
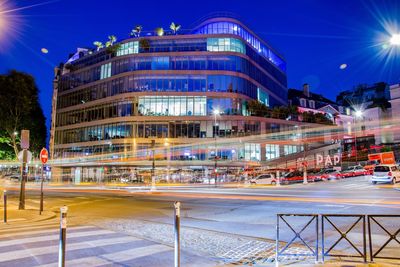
top-left (103, 244), bottom-right (172, 262)
top-left (26, 242), bottom-right (171, 267)
top-left (39, 257), bottom-right (110, 267)
top-left (0, 225), bottom-right (93, 238)
top-left (0, 229), bottom-right (113, 247)
top-left (0, 223), bottom-right (59, 233)
top-left (0, 235), bottom-right (139, 262)
top-left (0, 220), bottom-right (59, 231)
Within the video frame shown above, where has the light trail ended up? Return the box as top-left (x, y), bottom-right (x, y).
top-left (2, 185), bottom-right (400, 208)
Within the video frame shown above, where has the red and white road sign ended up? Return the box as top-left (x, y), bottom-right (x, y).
top-left (40, 148), bottom-right (49, 164)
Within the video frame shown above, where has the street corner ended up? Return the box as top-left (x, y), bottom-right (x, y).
top-left (1, 208), bottom-right (56, 226)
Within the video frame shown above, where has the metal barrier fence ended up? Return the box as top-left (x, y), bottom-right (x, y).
top-left (368, 215), bottom-right (400, 262)
top-left (276, 214), bottom-right (399, 263)
top-left (322, 214), bottom-right (366, 262)
top-left (276, 214), bottom-right (319, 263)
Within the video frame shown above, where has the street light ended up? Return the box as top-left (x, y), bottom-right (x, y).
top-left (390, 33), bottom-right (400, 46)
top-left (213, 109), bottom-right (220, 187)
top-left (354, 110), bottom-right (364, 165)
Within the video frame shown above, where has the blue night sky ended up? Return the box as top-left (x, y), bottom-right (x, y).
top-left (1, 0), bottom-right (399, 131)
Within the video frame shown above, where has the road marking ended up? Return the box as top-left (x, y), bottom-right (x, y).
top-left (39, 257), bottom-right (110, 267)
top-left (0, 225), bottom-right (93, 238)
top-left (0, 228), bottom-right (113, 247)
top-left (0, 220), bottom-right (59, 231)
top-left (103, 244), bottom-right (172, 262)
top-left (0, 236), bottom-right (139, 262)
top-left (35, 243), bottom-right (172, 267)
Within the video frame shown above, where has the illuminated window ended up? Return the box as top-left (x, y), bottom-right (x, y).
top-left (244, 143), bottom-right (260, 161)
top-left (284, 145), bottom-right (299, 155)
top-left (138, 96), bottom-right (207, 116)
top-left (100, 63), bottom-right (112, 79)
top-left (207, 38), bottom-right (245, 54)
top-left (117, 41), bottom-right (139, 56)
top-left (257, 88), bottom-right (270, 107)
top-left (266, 144), bottom-right (279, 160)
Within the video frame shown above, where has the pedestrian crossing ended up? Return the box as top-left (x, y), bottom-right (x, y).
top-left (341, 183), bottom-right (377, 189)
top-left (0, 219), bottom-right (183, 267)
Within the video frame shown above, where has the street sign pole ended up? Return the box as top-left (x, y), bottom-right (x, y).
top-left (18, 149), bottom-right (28, 210)
top-left (39, 148), bottom-right (48, 215)
top-left (40, 164), bottom-right (44, 215)
top-left (18, 130), bottom-right (30, 210)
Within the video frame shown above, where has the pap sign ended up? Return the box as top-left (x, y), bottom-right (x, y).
top-left (316, 153), bottom-right (341, 167)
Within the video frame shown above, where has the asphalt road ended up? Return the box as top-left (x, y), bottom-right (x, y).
top-left (1, 175), bottom-right (399, 266)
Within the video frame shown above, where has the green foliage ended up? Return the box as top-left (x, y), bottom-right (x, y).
top-left (0, 70), bottom-right (47, 159)
top-left (247, 100), bottom-right (299, 120)
top-left (381, 146), bottom-right (392, 152)
top-left (130, 25), bottom-right (143, 37)
top-left (247, 100), bottom-right (332, 125)
top-left (106, 43), bottom-right (121, 55)
top-left (139, 38), bottom-right (151, 51)
top-left (155, 27), bottom-right (164, 36)
top-left (301, 111), bottom-right (333, 124)
top-left (93, 41), bottom-right (104, 51)
top-left (170, 22), bottom-right (181, 34)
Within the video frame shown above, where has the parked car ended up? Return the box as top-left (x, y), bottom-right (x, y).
top-left (320, 169), bottom-right (342, 180)
top-left (371, 165), bottom-right (400, 184)
top-left (283, 170), bottom-right (314, 184)
top-left (341, 165), bottom-right (368, 178)
top-left (250, 174), bottom-right (277, 185)
top-left (307, 169), bottom-right (323, 182)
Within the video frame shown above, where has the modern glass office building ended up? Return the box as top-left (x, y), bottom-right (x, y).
top-left (50, 15), bottom-right (323, 183)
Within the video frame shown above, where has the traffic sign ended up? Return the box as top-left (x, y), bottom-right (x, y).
top-left (18, 150), bottom-right (32, 163)
top-left (21, 130), bottom-right (30, 149)
top-left (40, 148), bottom-right (49, 164)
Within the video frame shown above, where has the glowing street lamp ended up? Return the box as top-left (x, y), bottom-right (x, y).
top-left (390, 33), bottom-right (400, 46)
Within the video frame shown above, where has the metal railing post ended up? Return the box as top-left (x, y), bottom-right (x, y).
top-left (316, 215), bottom-right (319, 263)
top-left (58, 206), bottom-right (68, 267)
top-left (275, 215), bottom-right (280, 264)
top-left (3, 190), bottom-right (7, 223)
top-left (174, 201), bottom-right (181, 267)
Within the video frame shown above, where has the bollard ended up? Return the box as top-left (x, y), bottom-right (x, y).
top-left (58, 206), bottom-right (68, 267)
top-left (3, 190), bottom-right (7, 223)
top-left (174, 201), bottom-right (181, 267)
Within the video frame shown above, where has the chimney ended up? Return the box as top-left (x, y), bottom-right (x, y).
top-left (303, 83), bottom-right (310, 97)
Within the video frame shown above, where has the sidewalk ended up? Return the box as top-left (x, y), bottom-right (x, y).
top-left (0, 195), bottom-right (56, 225)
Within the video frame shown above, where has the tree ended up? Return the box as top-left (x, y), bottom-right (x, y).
top-left (155, 27), bottom-right (164, 36)
top-left (0, 70), bottom-right (47, 159)
top-left (106, 35), bottom-right (117, 47)
top-left (130, 25), bottom-right (143, 37)
top-left (139, 38), bottom-right (151, 51)
top-left (93, 41), bottom-right (104, 51)
top-left (247, 100), bottom-right (270, 117)
top-left (170, 22), bottom-right (181, 35)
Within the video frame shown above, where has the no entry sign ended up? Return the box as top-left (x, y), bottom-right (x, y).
top-left (40, 148), bottom-right (49, 164)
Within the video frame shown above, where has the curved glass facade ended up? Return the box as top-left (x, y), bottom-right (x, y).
top-left (51, 16), bottom-right (292, 168)
top-left (193, 21), bottom-right (286, 72)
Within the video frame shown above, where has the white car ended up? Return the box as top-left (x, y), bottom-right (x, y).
top-left (250, 174), bottom-right (277, 185)
top-left (371, 165), bottom-right (400, 184)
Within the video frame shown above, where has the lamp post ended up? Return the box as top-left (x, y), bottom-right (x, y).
top-left (354, 110), bottom-right (363, 165)
top-left (213, 109), bottom-right (220, 187)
